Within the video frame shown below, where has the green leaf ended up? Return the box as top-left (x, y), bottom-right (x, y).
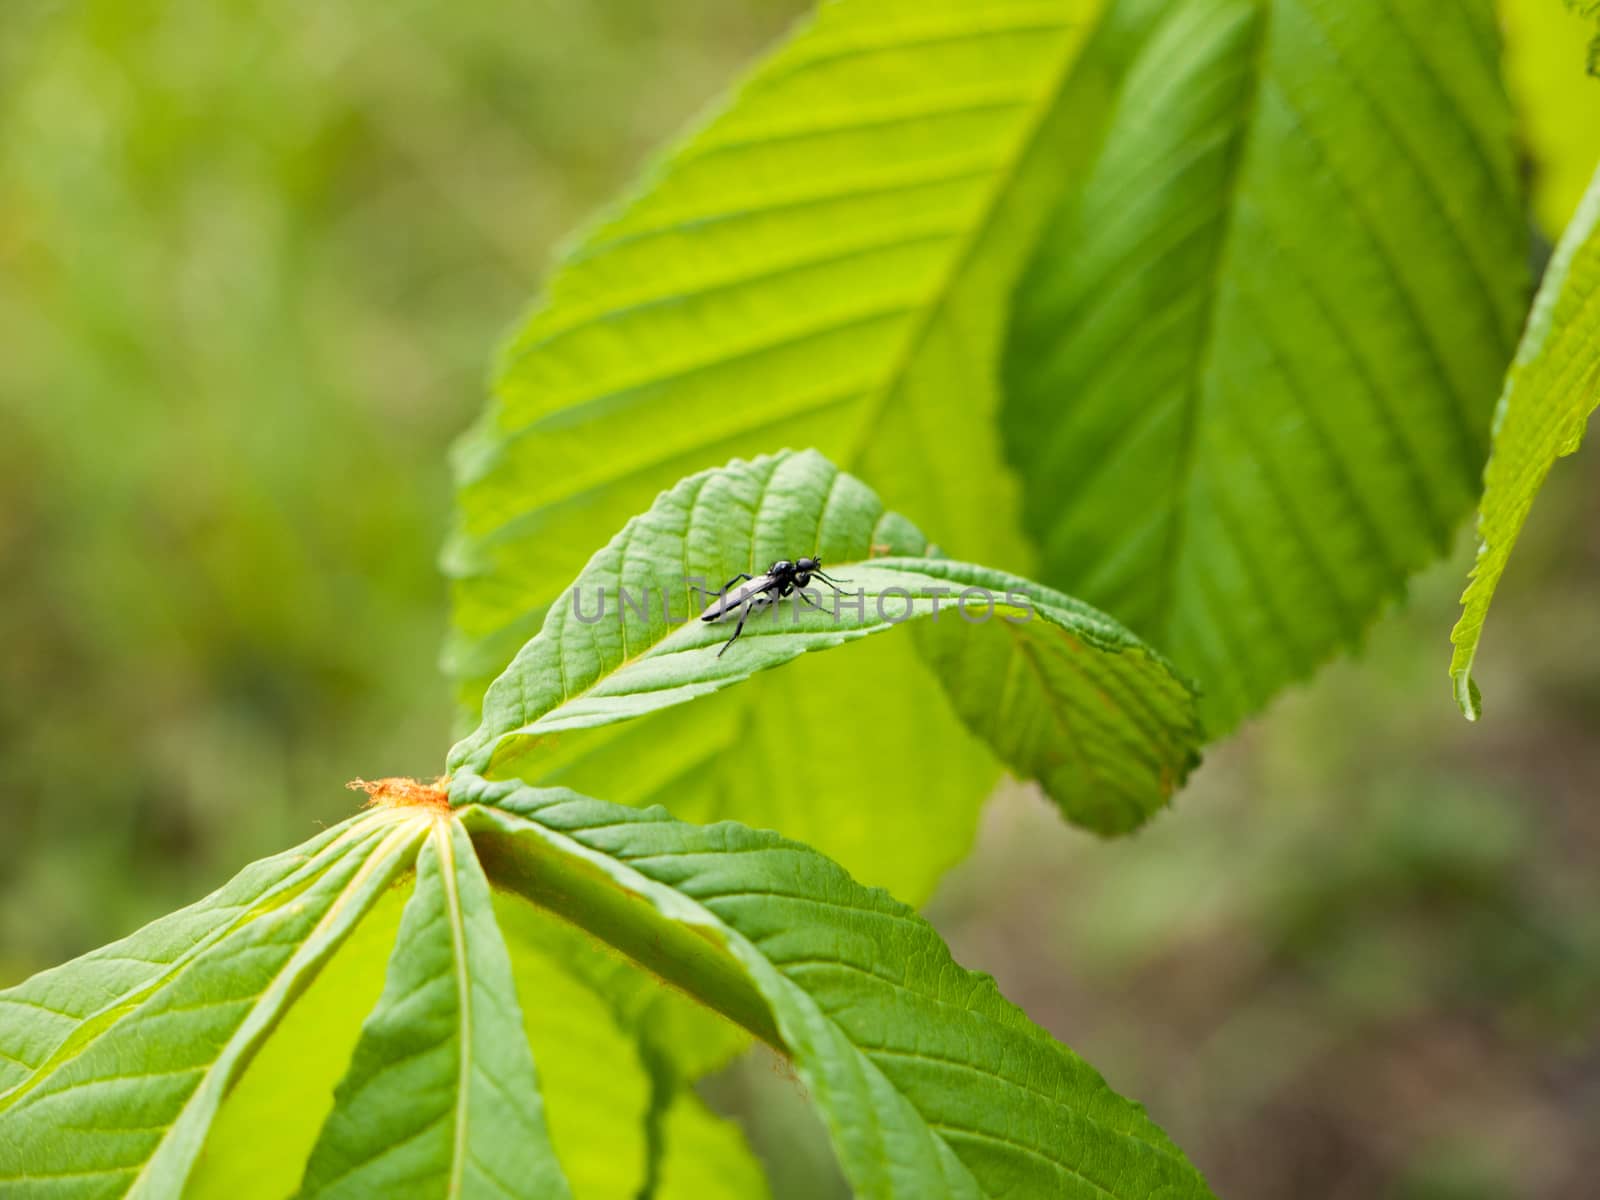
top-left (450, 450), bottom-right (1202, 835)
top-left (186, 884), bottom-right (408, 1200)
top-left (457, 771), bottom-right (1216, 1199)
top-left (1002, 0), bottom-right (1526, 731)
top-left (452, 442), bottom-right (999, 894)
top-left (446, 0), bottom-right (1116, 705)
top-left (0, 817), bottom-right (362, 1098)
top-left (2, 800), bottom-right (759, 1200)
top-left (3, 773), bottom-right (1217, 1197)
top-left (0, 809), bottom-right (426, 1198)
top-left (446, 0), bottom-right (1299, 895)
top-left (1451, 161), bottom-right (1600, 718)
top-left (297, 819), bottom-right (571, 1200)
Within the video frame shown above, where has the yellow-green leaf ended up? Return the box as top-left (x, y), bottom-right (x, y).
top-left (1451, 161), bottom-right (1600, 717)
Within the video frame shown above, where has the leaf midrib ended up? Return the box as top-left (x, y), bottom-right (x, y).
top-left (0, 819), bottom-right (385, 1113)
top-left (452, 6), bottom-right (1103, 706)
top-left (475, 559), bottom-right (1035, 763)
top-left (1149, 0), bottom-right (1270, 651)
top-left (437, 822), bottom-right (474, 1199)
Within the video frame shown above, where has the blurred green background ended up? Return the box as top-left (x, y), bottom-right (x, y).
top-left (2, 2), bottom-right (1597, 1198)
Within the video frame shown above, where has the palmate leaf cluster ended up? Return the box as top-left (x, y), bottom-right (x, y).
top-left (5, 0), bottom-right (1600, 1195)
top-left (2, 449), bottom-right (1213, 1197)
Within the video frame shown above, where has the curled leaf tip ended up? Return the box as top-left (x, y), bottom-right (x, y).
top-left (1451, 669), bottom-right (1483, 723)
top-left (347, 776), bottom-right (452, 813)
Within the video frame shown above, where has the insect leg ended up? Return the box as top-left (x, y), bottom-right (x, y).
top-left (717, 608), bottom-right (752, 657)
top-left (718, 571), bottom-right (754, 593)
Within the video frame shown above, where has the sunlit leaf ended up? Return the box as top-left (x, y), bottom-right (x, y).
top-left (186, 885), bottom-right (406, 1200)
top-left (1, 780), bottom-right (1215, 1198)
top-left (443, 0), bottom-right (1126, 902)
top-left (0, 810), bottom-right (425, 1198)
top-left (297, 820), bottom-right (571, 1200)
top-left (494, 891), bottom-right (749, 1085)
top-left (446, 0), bottom-right (1112, 704)
top-left (519, 635), bottom-right (998, 903)
top-left (495, 894), bottom-right (776, 1198)
top-left (0, 819), bottom-right (363, 1098)
top-left (496, 897), bottom-right (654, 1200)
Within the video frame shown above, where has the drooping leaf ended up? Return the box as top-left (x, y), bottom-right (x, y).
top-left (274, 837), bottom-right (769, 1200)
top-left (0, 809), bottom-right (426, 1199)
top-left (1, 799), bottom-right (773, 1200)
top-left (296, 819), bottom-right (570, 1200)
top-left (1451, 161), bottom-right (1600, 717)
top-left (1002, 0), bottom-right (1526, 731)
top-left (456, 771), bottom-right (1216, 1199)
top-left (449, 450), bottom-right (1202, 836)
top-left (3, 773), bottom-right (1217, 1198)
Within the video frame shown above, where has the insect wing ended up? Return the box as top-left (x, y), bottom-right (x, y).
top-left (701, 573), bottom-right (779, 622)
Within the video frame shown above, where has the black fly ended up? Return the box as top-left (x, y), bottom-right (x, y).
top-left (700, 556), bottom-right (850, 656)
